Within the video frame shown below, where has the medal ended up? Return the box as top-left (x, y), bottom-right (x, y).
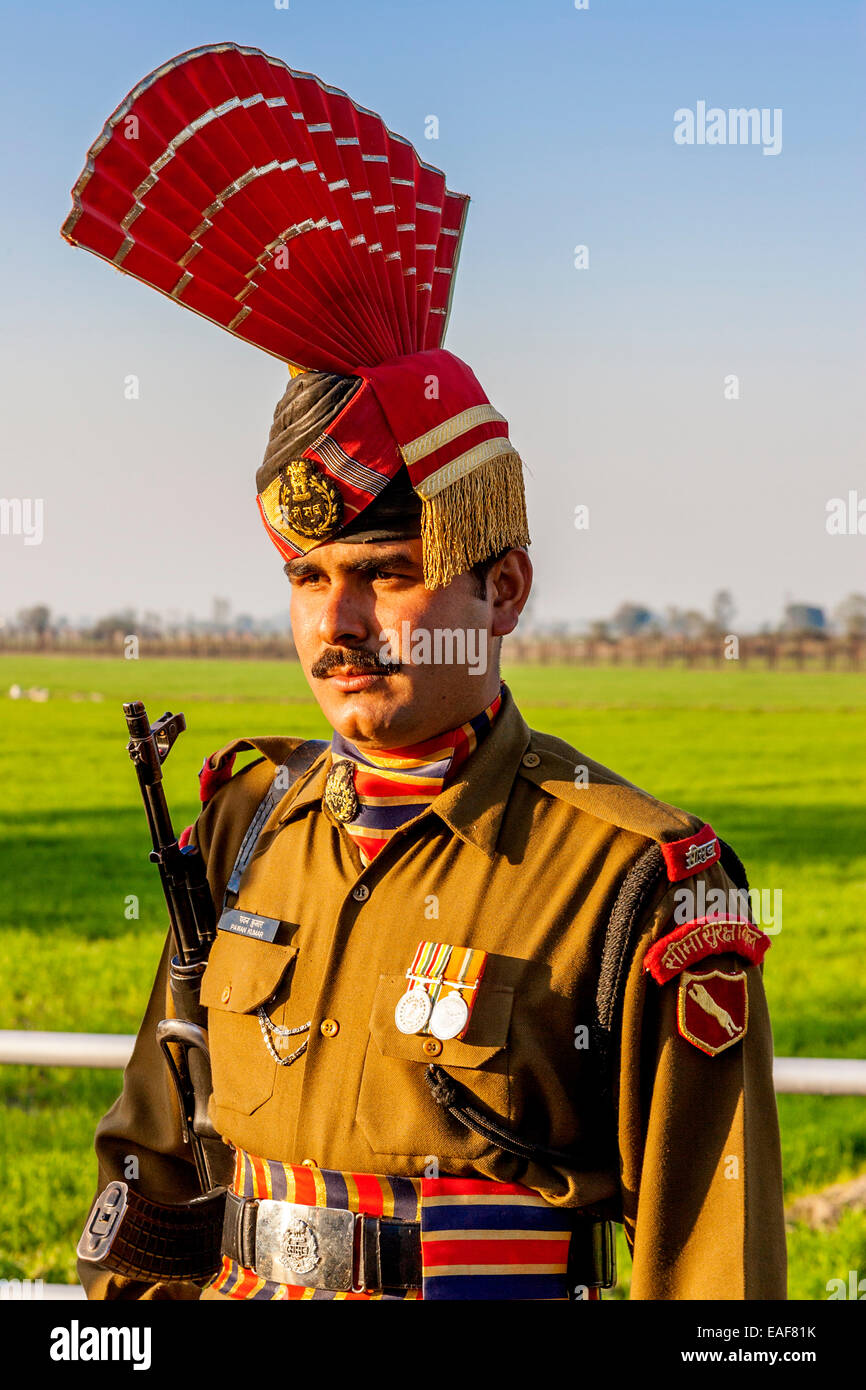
top-left (430, 989), bottom-right (470, 1040)
top-left (395, 940), bottom-right (488, 1041)
top-left (394, 987), bottom-right (432, 1035)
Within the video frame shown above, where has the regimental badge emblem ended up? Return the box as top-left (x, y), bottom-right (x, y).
top-left (279, 457), bottom-right (343, 539)
top-left (677, 967), bottom-right (748, 1057)
top-left (283, 1217), bottom-right (319, 1275)
top-left (324, 759), bottom-right (359, 823)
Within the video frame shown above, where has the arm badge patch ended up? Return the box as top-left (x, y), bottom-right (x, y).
top-left (677, 967), bottom-right (748, 1056)
top-left (643, 916), bottom-right (770, 985)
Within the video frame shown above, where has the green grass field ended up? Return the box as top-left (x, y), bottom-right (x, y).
top-left (1, 655), bottom-right (864, 1298)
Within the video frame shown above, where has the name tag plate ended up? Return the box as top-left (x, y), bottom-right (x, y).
top-left (217, 908), bottom-right (282, 942)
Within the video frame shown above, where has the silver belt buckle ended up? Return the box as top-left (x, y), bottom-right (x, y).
top-left (254, 1200), bottom-right (356, 1290)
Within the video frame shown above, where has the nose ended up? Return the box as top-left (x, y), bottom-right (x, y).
top-left (316, 574), bottom-right (370, 649)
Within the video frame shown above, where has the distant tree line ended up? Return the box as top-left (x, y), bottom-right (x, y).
top-left (7, 590), bottom-right (866, 646)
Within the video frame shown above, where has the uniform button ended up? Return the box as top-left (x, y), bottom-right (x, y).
top-left (352, 884), bottom-right (370, 902)
top-left (521, 751), bottom-right (541, 768)
top-left (301, 1158), bottom-right (318, 1168)
top-left (220, 985), bottom-right (232, 1004)
top-left (320, 1018), bottom-right (340, 1038)
top-left (422, 1038), bottom-right (442, 1057)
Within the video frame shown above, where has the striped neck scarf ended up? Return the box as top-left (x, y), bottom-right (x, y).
top-left (328, 684), bottom-right (504, 865)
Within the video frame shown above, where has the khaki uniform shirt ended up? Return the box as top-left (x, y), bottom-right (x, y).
top-left (81, 685), bottom-right (787, 1300)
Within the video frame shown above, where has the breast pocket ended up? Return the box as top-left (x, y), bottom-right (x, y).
top-left (200, 932), bottom-right (299, 1115)
top-left (356, 973), bottom-right (514, 1159)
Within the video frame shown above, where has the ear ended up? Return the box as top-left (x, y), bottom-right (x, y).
top-left (489, 549), bottom-right (533, 638)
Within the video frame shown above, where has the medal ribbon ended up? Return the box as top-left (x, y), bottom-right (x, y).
top-left (407, 940), bottom-right (452, 1000)
top-left (405, 939), bottom-right (488, 1038)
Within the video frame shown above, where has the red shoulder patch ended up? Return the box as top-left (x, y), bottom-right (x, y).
top-left (198, 751), bottom-right (237, 804)
top-left (677, 967), bottom-right (748, 1056)
top-left (660, 823), bottom-right (720, 881)
top-left (643, 916), bottom-right (770, 985)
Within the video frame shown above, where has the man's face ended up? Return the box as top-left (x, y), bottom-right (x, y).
top-left (286, 538), bottom-right (531, 748)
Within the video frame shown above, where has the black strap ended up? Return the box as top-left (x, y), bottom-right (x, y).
top-left (591, 843), bottom-right (667, 1118)
top-left (360, 1214), bottom-right (422, 1292)
top-left (222, 739), bottom-right (328, 907)
top-left (221, 1188), bottom-right (259, 1269)
top-left (424, 1063), bottom-right (578, 1168)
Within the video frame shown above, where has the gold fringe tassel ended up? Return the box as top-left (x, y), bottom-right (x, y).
top-left (420, 450), bottom-right (531, 590)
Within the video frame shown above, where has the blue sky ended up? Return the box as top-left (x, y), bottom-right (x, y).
top-left (1, 0), bottom-right (863, 629)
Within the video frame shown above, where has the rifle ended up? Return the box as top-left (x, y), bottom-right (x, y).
top-left (121, 700), bottom-right (233, 1193)
top-left (77, 702), bottom-right (232, 1285)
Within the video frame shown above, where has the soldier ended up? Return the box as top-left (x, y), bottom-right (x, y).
top-left (64, 43), bottom-right (786, 1301)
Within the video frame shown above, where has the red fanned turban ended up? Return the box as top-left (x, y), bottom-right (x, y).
top-left (62, 42), bottom-right (530, 587)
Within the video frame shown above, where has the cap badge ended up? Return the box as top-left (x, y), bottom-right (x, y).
top-left (279, 457), bottom-right (342, 539)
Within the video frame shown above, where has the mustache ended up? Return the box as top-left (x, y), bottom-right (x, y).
top-left (310, 646), bottom-right (401, 679)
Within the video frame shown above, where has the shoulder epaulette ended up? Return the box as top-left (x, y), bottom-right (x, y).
top-left (197, 736), bottom-right (314, 806)
top-left (178, 737), bottom-right (328, 851)
top-left (517, 729), bottom-right (721, 883)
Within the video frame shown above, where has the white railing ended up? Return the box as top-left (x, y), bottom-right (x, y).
top-left (1, 1031), bottom-right (866, 1093)
top-left (772, 1057), bottom-right (866, 1095)
top-left (0, 1031), bottom-right (135, 1069)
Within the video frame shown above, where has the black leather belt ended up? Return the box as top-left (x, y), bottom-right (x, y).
top-left (222, 1190), bottom-right (422, 1293)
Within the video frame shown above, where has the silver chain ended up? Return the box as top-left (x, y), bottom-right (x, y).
top-left (256, 1007), bottom-right (311, 1067)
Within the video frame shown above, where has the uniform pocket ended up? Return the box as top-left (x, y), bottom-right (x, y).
top-left (356, 973), bottom-right (514, 1159)
top-left (200, 932), bottom-right (299, 1115)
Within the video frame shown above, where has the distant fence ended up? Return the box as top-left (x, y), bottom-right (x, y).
top-left (504, 635), bottom-right (866, 670)
top-left (1, 633), bottom-right (865, 668)
top-left (0, 632), bottom-right (301, 661)
top-left (1, 1031), bottom-right (865, 1094)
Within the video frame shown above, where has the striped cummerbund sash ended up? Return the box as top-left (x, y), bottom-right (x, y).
top-left (208, 1150), bottom-right (581, 1301)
